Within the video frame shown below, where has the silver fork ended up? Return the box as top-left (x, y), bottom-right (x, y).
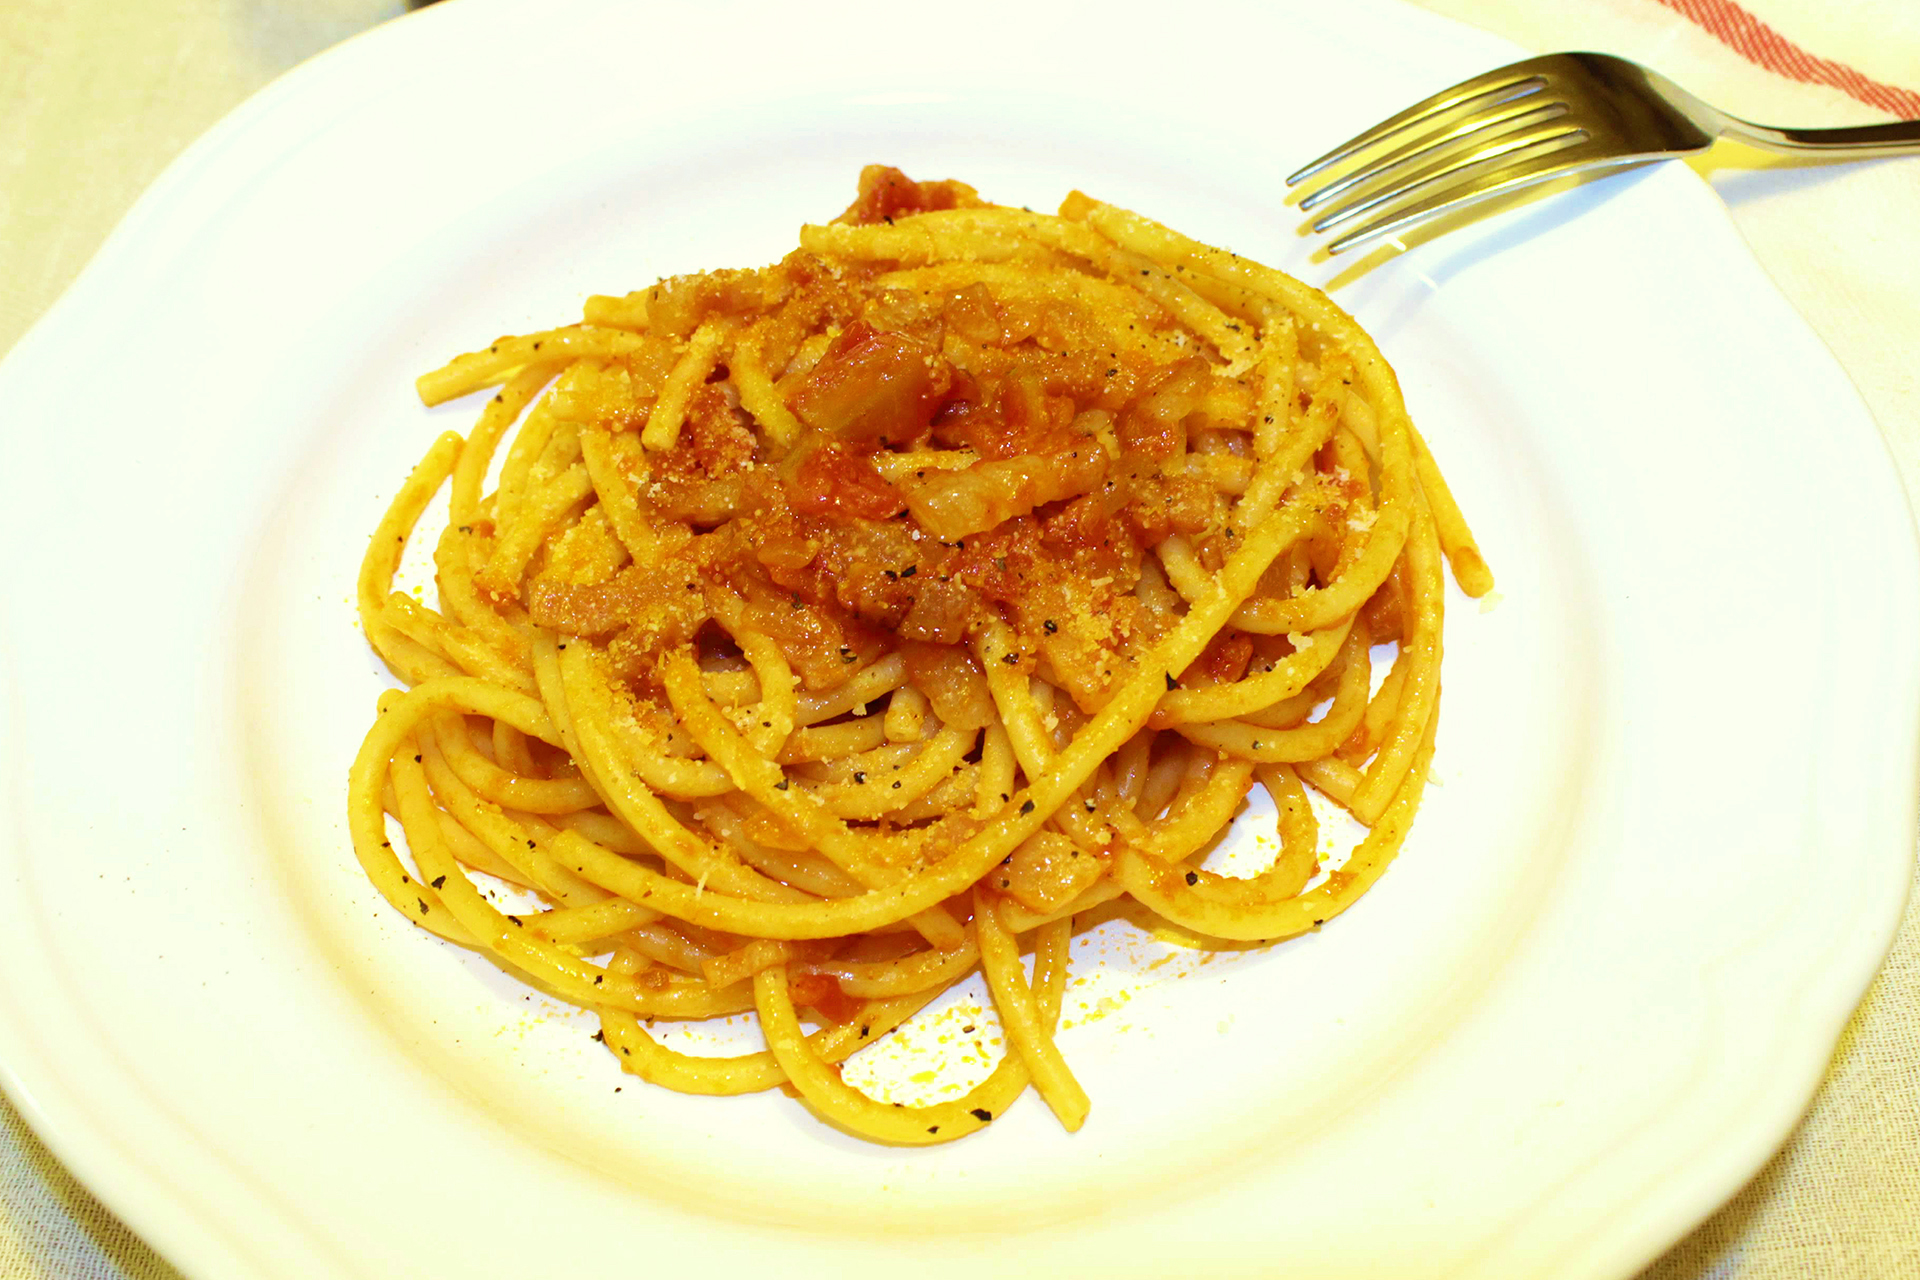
top-left (1289, 51), bottom-right (1920, 254)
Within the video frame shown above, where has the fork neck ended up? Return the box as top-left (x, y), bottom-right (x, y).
top-left (1719, 115), bottom-right (1920, 157)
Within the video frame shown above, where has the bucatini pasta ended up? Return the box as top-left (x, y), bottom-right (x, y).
top-left (349, 166), bottom-right (1492, 1144)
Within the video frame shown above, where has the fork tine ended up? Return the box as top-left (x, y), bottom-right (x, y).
top-left (1285, 59), bottom-right (1551, 187)
top-left (1297, 98), bottom-right (1568, 213)
top-left (1309, 119), bottom-right (1587, 233)
top-left (1324, 143), bottom-right (1646, 254)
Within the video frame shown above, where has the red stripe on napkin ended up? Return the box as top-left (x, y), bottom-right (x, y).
top-left (1651, 0), bottom-right (1920, 117)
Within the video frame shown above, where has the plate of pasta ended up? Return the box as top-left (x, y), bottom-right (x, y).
top-left (0, 1), bottom-right (1913, 1278)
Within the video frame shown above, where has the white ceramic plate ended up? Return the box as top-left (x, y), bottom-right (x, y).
top-left (2, 1), bottom-right (1914, 1276)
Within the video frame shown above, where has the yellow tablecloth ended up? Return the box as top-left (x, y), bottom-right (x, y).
top-left (3, 1), bottom-right (1914, 1275)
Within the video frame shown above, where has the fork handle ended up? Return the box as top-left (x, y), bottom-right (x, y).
top-left (1721, 117), bottom-right (1920, 158)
